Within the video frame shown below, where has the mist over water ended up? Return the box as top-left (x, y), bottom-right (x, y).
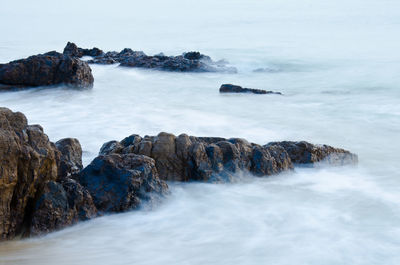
top-left (0, 0), bottom-right (400, 264)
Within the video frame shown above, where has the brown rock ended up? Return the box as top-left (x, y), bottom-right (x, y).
top-left (0, 108), bottom-right (59, 240)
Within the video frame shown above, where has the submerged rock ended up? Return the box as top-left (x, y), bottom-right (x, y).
top-left (77, 153), bottom-right (168, 213)
top-left (100, 132), bottom-right (357, 182)
top-left (0, 51), bottom-right (94, 90)
top-left (219, 84), bottom-right (282, 95)
top-left (64, 42), bottom-right (237, 73)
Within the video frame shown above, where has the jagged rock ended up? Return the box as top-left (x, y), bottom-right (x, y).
top-left (55, 138), bottom-right (83, 179)
top-left (63, 41), bottom-right (103, 58)
top-left (220, 84), bottom-right (282, 95)
top-left (101, 132), bottom-right (358, 182)
top-left (266, 141), bottom-right (358, 166)
top-left (0, 108), bottom-right (59, 240)
top-left (65, 42), bottom-right (237, 73)
top-left (0, 51), bottom-right (94, 89)
top-left (30, 178), bottom-right (97, 236)
top-left (77, 153), bottom-right (168, 213)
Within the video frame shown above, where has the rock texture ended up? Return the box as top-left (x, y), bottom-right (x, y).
top-left (0, 108), bottom-right (97, 240)
top-left (0, 51), bottom-right (94, 89)
top-left (30, 178), bottom-right (97, 236)
top-left (0, 108), bottom-right (59, 239)
top-left (99, 132), bottom-right (357, 182)
top-left (220, 84), bottom-right (282, 95)
top-left (266, 141), bottom-right (358, 166)
top-left (78, 153), bottom-right (168, 213)
top-left (56, 138), bottom-right (83, 178)
top-left (64, 42), bottom-right (237, 73)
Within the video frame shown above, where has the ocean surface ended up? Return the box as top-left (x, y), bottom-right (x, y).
top-left (0, 0), bottom-right (399, 264)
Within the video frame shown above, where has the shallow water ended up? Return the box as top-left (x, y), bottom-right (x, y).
top-left (0, 0), bottom-right (400, 264)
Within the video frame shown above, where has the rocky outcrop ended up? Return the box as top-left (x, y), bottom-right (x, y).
top-left (266, 141), bottom-right (358, 166)
top-left (0, 51), bottom-right (94, 90)
top-left (77, 154), bottom-right (168, 213)
top-left (0, 108), bottom-right (59, 239)
top-left (0, 108), bottom-right (171, 240)
top-left (64, 42), bottom-right (237, 73)
top-left (219, 84), bottom-right (282, 95)
top-left (99, 132), bottom-right (357, 182)
top-left (0, 107), bottom-right (358, 240)
top-left (63, 42), bottom-right (103, 58)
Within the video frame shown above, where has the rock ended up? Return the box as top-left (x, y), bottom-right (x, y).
top-left (0, 108), bottom-right (59, 240)
top-left (219, 84), bottom-right (282, 95)
top-left (100, 132), bottom-right (358, 182)
top-left (77, 153), bottom-right (168, 213)
top-left (65, 42), bottom-right (237, 73)
top-left (55, 138), bottom-right (83, 178)
top-left (63, 41), bottom-right (103, 58)
top-left (0, 51), bottom-right (94, 89)
top-left (266, 141), bottom-right (358, 166)
top-left (30, 178), bottom-right (97, 236)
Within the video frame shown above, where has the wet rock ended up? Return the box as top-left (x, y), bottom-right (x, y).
top-left (266, 141), bottom-right (358, 166)
top-left (55, 138), bottom-right (83, 178)
top-left (66, 42), bottom-right (237, 73)
top-left (220, 84), bottom-right (282, 95)
top-left (0, 51), bottom-right (94, 89)
top-left (77, 153), bottom-right (168, 213)
top-left (0, 108), bottom-right (59, 240)
top-left (102, 132), bottom-right (358, 182)
top-left (30, 178), bottom-right (97, 236)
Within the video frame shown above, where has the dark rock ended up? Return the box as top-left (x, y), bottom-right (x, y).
top-left (0, 108), bottom-right (59, 240)
top-left (266, 141), bottom-right (358, 166)
top-left (65, 42), bottom-right (237, 73)
top-left (0, 51), bottom-right (94, 89)
top-left (63, 41), bottom-right (103, 58)
top-left (30, 178), bottom-right (97, 236)
top-left (77, 153), bottom-right (168, 213)
top-left (55, 138), bottom-right (83, 179)
top-left (220, 84), bottom-right (282, 95)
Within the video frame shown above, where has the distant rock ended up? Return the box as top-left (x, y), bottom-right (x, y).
top-left (64, 42), bottom-right (237, 73)
top-left (0, 51), bottom-right (94, 90)
top-left (99, 132), bottom-right (357, 182)
top-left (219, 84), bottom-right (282, 95)
top-left (63, 41), bottom-right (103, 58)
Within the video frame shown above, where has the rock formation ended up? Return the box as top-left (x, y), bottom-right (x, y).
top-left (0, 108), bottom-right (167, 240)
top-left (99, 132), bottom-right (357, 182)
top-left (0, 51), bottom-right (94, 90)
top-left (219, 84), bottom-right (282, 95)
top-left (0, 108), bottom-right (358, 240)
top-left (64, 42), bottom-right (237, 73)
